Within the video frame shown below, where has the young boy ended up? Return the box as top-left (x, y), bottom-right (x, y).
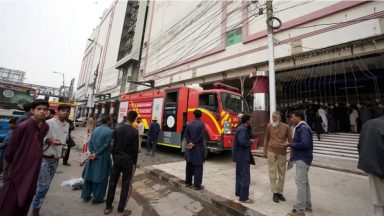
top-left (32, 104), bottom-right (70, 216)
top-left (0, 99), bottom-right (49, 216)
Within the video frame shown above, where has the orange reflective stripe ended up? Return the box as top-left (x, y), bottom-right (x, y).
top-left (221, 111), bottom-right (226, 117)
top-left (188, 108), bottom-right (221, 134)
top-left (130, 102), bottom-right (149, 129)
top-left (221, 113), bottom-right (230, 125)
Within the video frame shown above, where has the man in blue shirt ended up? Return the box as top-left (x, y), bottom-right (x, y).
top-left (81, 114), bottom-right (113, 204)
top-left (233, 114), bottom-right (254, 203)
top-left (287, 111), bottom-right (313, 216)
top-left (146, 116), bottom-right (160, 157)
top-left (184, 109), bottom-right (206, 190)
top-left (15, 102), bottom-right (32, 125)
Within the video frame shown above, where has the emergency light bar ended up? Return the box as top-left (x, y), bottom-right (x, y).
top-left (212, 82), bottom-right (240, 93)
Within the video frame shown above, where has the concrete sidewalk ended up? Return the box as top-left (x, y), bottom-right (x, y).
top-left (253, 148), bottom-right (364, 176)
top-left (146, 157), bottom-right (372, 216)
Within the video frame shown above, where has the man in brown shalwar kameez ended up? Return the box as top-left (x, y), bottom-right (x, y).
top-left (0, 99), bottom-right (49, 216)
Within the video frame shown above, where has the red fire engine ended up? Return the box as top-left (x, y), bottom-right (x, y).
top-left (118, 82), bottom-right (252, 155)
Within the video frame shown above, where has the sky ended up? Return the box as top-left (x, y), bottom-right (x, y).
top-left (0, 0), bottom-right (114, 88)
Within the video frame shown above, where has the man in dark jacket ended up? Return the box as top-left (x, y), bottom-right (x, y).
top-left (287, 111), bottom-right (313, 216)
top-left (15, 102), bottom-right (32, 125)
top-left (233, 114), bottom-right (253, 203)
top-left (146, 116), bottom-right (160, 157)
top-left (63, 119), bottom-right (75, 166)
top-left (105, 111), bottom-right (139, 216)
top-left (358, 116), bottom-right (384, 215)
top-left (184, 109), bottom-right (205, 190)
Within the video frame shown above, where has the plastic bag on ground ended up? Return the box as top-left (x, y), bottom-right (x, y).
top-left (61, 177), bottom-right (84, 189)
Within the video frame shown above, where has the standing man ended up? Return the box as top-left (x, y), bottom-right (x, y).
top-left (184, 109), bottom-right (206, 190)
top-left (146, 116), bottom-right (160, 156)
top-left (264, 111), bottom-right (292, 203)
top-left (118, 116), bottom-right (128, 127)
top-left (359, 104), bottom-right (372, 126)
top-left (63, 119), bottom-right (75, 166)
top-left (87, 114), bottom-right (96, 135)
top-left (137, 117), bottom-right (144, 152)
top-left (233, 114), bottom-right (254, 203)
top-left (81, 114), bottom-right (113, 204)
top-left (318, 106), bottom-right (328, 133)
top-left (0, 99), bottom-right (49, 216)
top-left (85, 114), bottom-right (96, 160)
top-left (32, 104), bottom-right (70, 216)
top-left (287, 111), bottom-right (313, 216)
top-left (45, 109), bottom-right (56, 120)
top-left (104, 111), bottom-right (139, 216)
top-left (349, 107), bottom-right (359, 133)
top-left (358, 115), bottom-right (384, 216)
top-left (16, 102), bottom-right (32, 124)
top-left (237, 113), bottom-right (243, 124)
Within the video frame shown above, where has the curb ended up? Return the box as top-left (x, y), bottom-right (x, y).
top-left (252, 154), bottom-right (366, 176)
top-left (310, 163), bottom-right (367, 176)
top-left (141, 166), bottom-right (266, 216)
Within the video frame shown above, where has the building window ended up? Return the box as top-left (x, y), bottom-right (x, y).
top-left (226, 27), bottom-right (242, 47)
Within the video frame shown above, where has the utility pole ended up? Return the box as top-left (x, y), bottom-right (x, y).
top-left (266, 0), bottom-right (276, 120)
top-left (87, 38), bottom-right (103, 117)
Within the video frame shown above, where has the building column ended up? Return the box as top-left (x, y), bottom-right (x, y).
top-left (110, 102), bottom-right (115, 114)
top-left (95, 104), bottom-right (100, 116)
top-left (101, 103), bottom-right (106, 114)
top-left (251, 71), bottom-right (269, 147)
top-left (85, 107), bottom-right (89, 117)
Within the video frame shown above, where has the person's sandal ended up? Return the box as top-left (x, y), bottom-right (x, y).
top-left (103, 207), bottom-right (113, 215)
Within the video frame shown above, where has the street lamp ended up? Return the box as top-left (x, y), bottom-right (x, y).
top-left (87, 38), bottom-right (103, 117)
top-left (53, 71), bottom-right (65, 99)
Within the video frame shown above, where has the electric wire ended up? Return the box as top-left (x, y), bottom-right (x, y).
top-left (144, 1), bottom-right (222, 67)
top-left (276, 0), bottom-right (315, 13)
top-left (280, 16), bottom-right (384, 30)
top-left (160, 1), bottom-right (248, 69)
top-left (145, 1), bottom-right (267, 71)
top-left (141, 1), bottom-right (217, 60)
top-left (144, 1), bottom-right (247, 70)
top-left (348, 58), bottom-right (360, 105)
top-left (342, 60), bottom-right (350, 106)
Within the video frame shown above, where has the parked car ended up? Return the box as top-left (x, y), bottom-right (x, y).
top-left (74, 117), bottom-right (87, 127)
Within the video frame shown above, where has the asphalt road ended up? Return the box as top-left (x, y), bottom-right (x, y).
top-left (36, 127), bottom-right (230, 216)
top-left (71, 126), bottom-right (232, 167)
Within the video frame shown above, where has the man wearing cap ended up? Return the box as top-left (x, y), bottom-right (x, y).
top-left (137, 117), bottom-right (144, 153)
top-left (146, 116), bottom-right (160, 157)
top-left (264, 111), bottom-right (292, 203)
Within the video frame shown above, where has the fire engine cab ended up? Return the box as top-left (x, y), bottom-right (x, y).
top-left (118, 82), bottom-right (250, 156)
